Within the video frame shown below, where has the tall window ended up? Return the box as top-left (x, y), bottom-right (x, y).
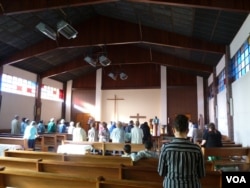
top-left (41, 84), bottom-right (64, 101)
top-left (218, 69), bottom-right (225, 93)
top-left (1, 74), bottom-right (36, 97)
top-left (231, 36), bottom-right (250, 82)
top-left (1, 73), bottom-right (64, 101)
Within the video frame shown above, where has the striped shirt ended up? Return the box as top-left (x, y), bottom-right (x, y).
top-left (158, 138), bottom-right (205, 188)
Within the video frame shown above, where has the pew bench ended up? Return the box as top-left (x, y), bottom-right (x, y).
top-left (202, 147), bottom-right (250, 171)
top-left (4, 150), bottom-right (64, 161)
top-left (0, 137), bottom-right (27, 150)
top-left (0, 154), bottom-right (223, 188)
top-left (0, 156), bottom-right (41, 171)
top-left (0, 167), bottom-right (162, 188)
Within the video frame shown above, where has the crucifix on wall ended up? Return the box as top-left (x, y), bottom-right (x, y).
top-left (107, 94), bottom-right (124, 121)
top-left (129, 113), bottom-right (146, 122)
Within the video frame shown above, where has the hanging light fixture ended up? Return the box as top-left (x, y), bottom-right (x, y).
top-left (99, 55), bottom-right (111, 66)
top-left (84, 56), bottom-right (97, 67)
top-left (108, 72), bottom-right (117, 80)
top-left (36, 22), bottom-right (57, 40)
top-left (120, 72), bottom-right (128, 80)
top-left (57, 20), bottom-right (78, 39)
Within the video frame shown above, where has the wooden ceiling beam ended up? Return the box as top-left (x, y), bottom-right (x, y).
top-left (2, 16), bottom-right (224, 66)
top-left (40, 45), bottom-right (212, 79)
top-left (1, 0), bottom-right (249, 15)
top-left (127, 0), bottom-right (250, 12)
top-left (0, 0), bottom-right (117, 15)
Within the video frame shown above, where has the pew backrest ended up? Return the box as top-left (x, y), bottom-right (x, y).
top-left (0, 137), bottom-right (27, 150)
top-left (4, 150), bottom-right (64, 161)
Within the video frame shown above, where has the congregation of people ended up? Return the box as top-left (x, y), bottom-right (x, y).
top-left (9, 113), bottom-right (228, 188)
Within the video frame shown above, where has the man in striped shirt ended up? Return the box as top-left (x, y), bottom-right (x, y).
top-left (158, 114), bottom-right (205, 188)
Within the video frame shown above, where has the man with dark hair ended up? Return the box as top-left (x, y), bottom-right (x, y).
top-left (158, 114), bottom-right (205, 188)
top-left (121, 144), bottom-right (132, 157)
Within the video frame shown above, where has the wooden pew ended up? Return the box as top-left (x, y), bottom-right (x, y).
top-left (200, 171), bottom-right (221, 188)
top-left (0, 137), bottom-right (27, 150)
top-left (0, 167), bottom-right (99, 188)
top-left (202, 147), bottom-right (250, 171)
top-left (4, 150), bottom-right (64, 161)
top-left (63, 154), bottom-right (134, 165)
top-left (0, 167), bottom-right (162, 188)
top-left (0, 156), bottom-right (41, 170)
top-left (0, 154), bottom-right (222, 188)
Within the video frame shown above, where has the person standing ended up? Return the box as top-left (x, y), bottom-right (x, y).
top-left (153, 116), bottom-right (159, 136)
top-left (72, 122), bottom-right (87, 141)
top-left (110, 121), bottom-right (125, 143)
top-left (23, 121), bottom-right (39, 150)
top-left (37, 120), bottom-right (45, 134)
top-left (130, 121), bottom-right (144, 144)
top-left (158, 114), bottom-right (205, 188)
top-left (140, 121), bottom-right (152, 144)
top-left (11, 115), bottom-right (20, 134)
top-left (58, 119), bottom-right (67, 133)
top-left (98, 121), bottom-right (110, 142)
top-left (67, 121), bottom-right (75, 134)
top-left (200, 122), bottom-right (222, 148)
top-left (88, 122), bottom-right (98, 142)
top-left (47, 118), bottom-right (56, 133)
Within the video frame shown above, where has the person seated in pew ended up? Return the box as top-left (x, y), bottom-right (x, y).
top-left (121, 144), bottom-right (136, 158)
top-left (158, 114), bottom-right (205, 188)
top-left (131, 141), bottom-right (158, 162)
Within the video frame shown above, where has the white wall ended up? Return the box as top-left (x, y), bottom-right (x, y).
top-left (197, 76), bottom-right (204, 121)
top-left (0, 65), bottom-right (63, 129)
top-left (101, 89), bottom-right (161, 125)
top-left (232, 72), bottom-right (250, 146)
top-left (217, 90), bottom-right (228, 136)
top-left (0, 65), bottom-right (36, 129)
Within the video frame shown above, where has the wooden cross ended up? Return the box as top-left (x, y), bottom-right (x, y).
top-left (129, 113), bottom-right (146, 122)
top-left (107, 95), bottom-right (124, 121)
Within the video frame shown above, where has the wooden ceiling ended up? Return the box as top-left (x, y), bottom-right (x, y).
top-left (0, 0), bottom-right (249, 82)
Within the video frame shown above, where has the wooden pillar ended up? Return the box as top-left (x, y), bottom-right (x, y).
top-left (225, 46), bottom-right (234, 140)
top-left (0, 66), bottom-right (3, 112)
top-left (34, 75), bottom-right (42, 122)
top-left (61, 82), bottom-right (66, 119)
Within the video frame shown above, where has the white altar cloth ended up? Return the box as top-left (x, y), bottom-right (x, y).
top-left (0, 144), bottom-right (23, 156)
top-left (57, 144), bottom-right (92, 155)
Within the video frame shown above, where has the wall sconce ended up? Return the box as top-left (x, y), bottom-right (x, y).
top-left (99, 55), bottom-right (111, 66)
top-left (57, 20), bottom-right (78, 39)
top-left (84, 56), bottom-right (97, 67)
top-left (120, 72), bottom-right (128, 80)
top-left (36, 22), bottom-right (57, 40)
top-left (108, 73), bottom-right (117, 80)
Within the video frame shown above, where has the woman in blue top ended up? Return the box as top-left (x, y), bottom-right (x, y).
top-left (23, 121), bottom-right (39, 150)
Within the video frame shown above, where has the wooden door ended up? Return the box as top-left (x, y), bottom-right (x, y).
top-left (75, 113), bottom-right (90, 132)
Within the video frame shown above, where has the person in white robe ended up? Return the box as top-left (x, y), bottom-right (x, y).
top-left (131, 121), bottom-right (144, 144)
top-left (72, 122), bottom-right (87, 141)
